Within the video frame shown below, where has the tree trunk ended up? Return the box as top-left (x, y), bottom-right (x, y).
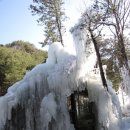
top-left (117, 33), bottom-right (130, 74)
top-left (89, 28), bottom-right (108, 91)
top-left (56, 16), bottom-right (64, 46)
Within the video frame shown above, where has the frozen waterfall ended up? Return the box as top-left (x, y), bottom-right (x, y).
top-left (0, 23), bottom-right (122, 130)
top-left (0, 42), bottom-right (77, 130)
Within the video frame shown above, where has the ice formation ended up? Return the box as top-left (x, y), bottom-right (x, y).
top-left (0, 42), bottom-right (76, 130)
top-left (0, 22), bottom-right (123, 130)
top-left (71, 24), bottom-right (122, 130)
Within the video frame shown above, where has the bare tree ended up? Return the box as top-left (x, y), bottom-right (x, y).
top-left (94, 0), bottom-right (130, 93)
top-left (80, 0), bottom-right (130, 92)
top-left (95, 0), bottom-right (130, 72)
top-left (80, 9), bottom-right (108, 90)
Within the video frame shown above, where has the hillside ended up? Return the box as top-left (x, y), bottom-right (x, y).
top-left (0, 41), bottom-right (47, 95)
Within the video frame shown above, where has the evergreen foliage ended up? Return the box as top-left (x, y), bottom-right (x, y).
top-left (0, 41), bottom-right (47, 95)
top-left (98, 38), bottom-right (121, 91)
top-left (30, 0), bottom-right (66, 46)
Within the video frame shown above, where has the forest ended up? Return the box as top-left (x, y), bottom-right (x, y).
top-left (0, 40), bottom-right (47, 96)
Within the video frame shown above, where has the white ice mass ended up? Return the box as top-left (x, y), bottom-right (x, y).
top-left (0, 20), bottom-right (130, 130)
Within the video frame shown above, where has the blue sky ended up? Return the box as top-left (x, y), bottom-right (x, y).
top-left (0, 0), bottom-right (86, 49)
top-left (0, 0), bottom-right (44, 48)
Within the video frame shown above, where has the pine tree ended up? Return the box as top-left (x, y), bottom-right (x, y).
top-left (30, 0), bottom-right (66, 46)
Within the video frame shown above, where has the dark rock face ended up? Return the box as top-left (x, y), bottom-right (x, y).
top-left (3, 83), bottom-right (47, 130)
top-left (5, 105), bottom-right (26, 130)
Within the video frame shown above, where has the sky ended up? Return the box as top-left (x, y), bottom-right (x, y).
top-left (0, 0), bottom-right (87, 49)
